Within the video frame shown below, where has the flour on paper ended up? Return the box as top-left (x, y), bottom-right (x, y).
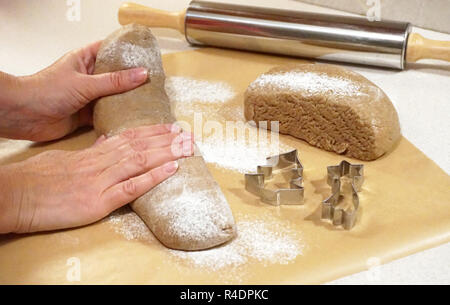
top-left (164, 76), bottom-right (293, 173)
top-left (165, 76), bottom-right (236, 105)
top-left (196, 135), bottom-right (293, 174)
top-left (169, 216), bottom-right (304, 271)
top-left (106, 210), bottom-right (304, 274)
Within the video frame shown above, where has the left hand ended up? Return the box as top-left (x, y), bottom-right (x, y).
top-left (0, 41), bottom-right (148, 141)
top-left (0, 124), bottom-right (194, 233)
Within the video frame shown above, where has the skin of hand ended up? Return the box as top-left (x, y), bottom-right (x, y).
top-left (0, 124), bottom-right (195, 234)
top-left (0, 40), bottom-right (148, 141)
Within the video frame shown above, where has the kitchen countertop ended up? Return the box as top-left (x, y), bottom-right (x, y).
top-left (0, 0), bottom-right (448, 284)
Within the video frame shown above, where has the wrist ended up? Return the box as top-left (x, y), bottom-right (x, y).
top-left (0, 72), bottom-right (25, 106)
top-left (0, 72), bottom-right (41, 139)
top-left (0, 164), bottom-right (24, 233)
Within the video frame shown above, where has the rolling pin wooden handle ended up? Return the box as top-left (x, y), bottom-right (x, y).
top-left (118, 2), bottom-right (186, 34)
top-left (406, 33), bottom-right (450, 63)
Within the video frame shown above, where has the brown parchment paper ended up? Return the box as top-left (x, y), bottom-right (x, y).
top-left (0, 48), bottom-right (449, 284)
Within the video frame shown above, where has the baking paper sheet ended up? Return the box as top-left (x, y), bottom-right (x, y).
top-left (0, 48), bottom-right (449, 284)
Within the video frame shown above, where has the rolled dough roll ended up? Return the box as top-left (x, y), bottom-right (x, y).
top-left (93, 24), bottom-right (236, 250)
top-left (244, 64), bottom-right (401, 161)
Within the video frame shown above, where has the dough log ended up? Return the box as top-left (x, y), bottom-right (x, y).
top-left (93, 24), bottom-right (236, 250)
top-left (244, 64), bottom-right (401, 161)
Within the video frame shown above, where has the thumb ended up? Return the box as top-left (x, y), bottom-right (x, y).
top-left (82, 67), bottom-right (148, 100)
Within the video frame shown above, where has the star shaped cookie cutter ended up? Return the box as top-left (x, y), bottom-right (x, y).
top-left (321, 161), bottom-right (364, 230)
top-left (244, 150), bottom-right (304, 206)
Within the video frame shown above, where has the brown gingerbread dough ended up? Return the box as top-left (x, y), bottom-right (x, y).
top-left (244, 64), bottom-right (401, 161)
top-left (93, 24), bottom-right (236, 250)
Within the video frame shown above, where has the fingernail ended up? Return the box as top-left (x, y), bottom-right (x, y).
top-left (170, 124), bottom-right (181, 133)
top-left (182, 141), bottom-right (194, 156)
top-left (164, 161), bottom-right (178, 174)
top-left (181, 132), bottom-right (192, 141)
top-left (93, 134), bottom-right (106, 146)
top-left (131, 68), bottom-right (148, 83)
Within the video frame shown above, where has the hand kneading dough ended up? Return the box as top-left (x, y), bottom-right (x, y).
top-left (244, 64), bottom-right (401, 161)
top-left (93, 24), bottom-right (236, 250)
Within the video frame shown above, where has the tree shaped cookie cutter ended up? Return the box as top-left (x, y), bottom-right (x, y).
top-left (322, 161), bottom-right (364, 230)
top-left (244, 150), bottom-right (304, 206)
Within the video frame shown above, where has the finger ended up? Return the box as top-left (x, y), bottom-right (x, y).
top-left (100, 161), bottom-right (179, 212)
top-left (143, 131), bottom-right (193, 149)
top-left (77, 40), bottom-right (102, 60)
top-left (92, 135), bottom-right (107, 147)
top-left (170, 132), bottom-right (196, 158)
top-left (101, 131), bottom-right (193, 167)
top-left (99, 142), bottom-right (193, 188)
top-left (81, 67), bottom-right (148, 101)
top-left (74, 40), bottom-right (103, 74)
top-left (85, 40), bottom-right (103, 57)
top-left (95, 124), bottom-right (181, 153)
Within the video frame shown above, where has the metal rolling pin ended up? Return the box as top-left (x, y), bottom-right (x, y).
top-left (118, 0), bottom-right (450, 69)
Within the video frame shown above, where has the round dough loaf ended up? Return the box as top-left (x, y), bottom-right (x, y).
top-left (244, 64), bottom-right (401, 161)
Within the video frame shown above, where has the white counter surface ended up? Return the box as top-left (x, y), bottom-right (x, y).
top-left (0, 0), bottom-right (448, 284)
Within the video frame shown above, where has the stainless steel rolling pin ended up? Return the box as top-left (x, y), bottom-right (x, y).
top-left (118, 0), bottom-right (450, 69)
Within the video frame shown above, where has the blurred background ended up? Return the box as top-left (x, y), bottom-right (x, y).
top-left (298, 0), bottom-right (450, 33)
top-left (3, 0), bottom-right (448, 75)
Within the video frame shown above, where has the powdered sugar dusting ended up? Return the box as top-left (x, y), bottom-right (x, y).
top-left (197, 136), bottom-right (293, 173)
top-left (165, 76), bottom-right (236, 104)
top-left (0, 139), bottom-right (32, 160)
top-left (169, 216), bottom-right (304, 271)
top-left (171, 239), bottom-right (247, 271)
top-left (107, 206), bottom-right (155, 242)
top-left (101, 40), bottom-right (163, 78)
top-left (249, 71), bottom-right (364, 97)
top-left (163, 76), bottom-right (294, 173)
top-left (151, 164), bottom-right (234, 242)
top-left (105, 210), bottom-right (304, 272)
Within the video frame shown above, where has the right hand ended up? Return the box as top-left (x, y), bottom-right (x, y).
top-left (0, 41), bottom-right (149, 142)
top-left (0, 124), bottom-right (194, 234)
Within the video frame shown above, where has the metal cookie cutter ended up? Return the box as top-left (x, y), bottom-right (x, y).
top-left (245, 150), bottom-right (304, 206)
top-left (321, 161), bottom-right (364, 230)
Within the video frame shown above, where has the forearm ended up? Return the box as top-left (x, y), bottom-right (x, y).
top-left (0, 164), bottom-right (22, 233)
top-left (0, 71), bottom-right (36, 139)
top-left (0, 71), bottom-right (24, 108)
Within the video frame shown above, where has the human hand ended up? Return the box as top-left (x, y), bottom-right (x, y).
top-left (0, 41), bottom-right (148, 141)
top-left (0, 124), bottom-right (194, 233)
